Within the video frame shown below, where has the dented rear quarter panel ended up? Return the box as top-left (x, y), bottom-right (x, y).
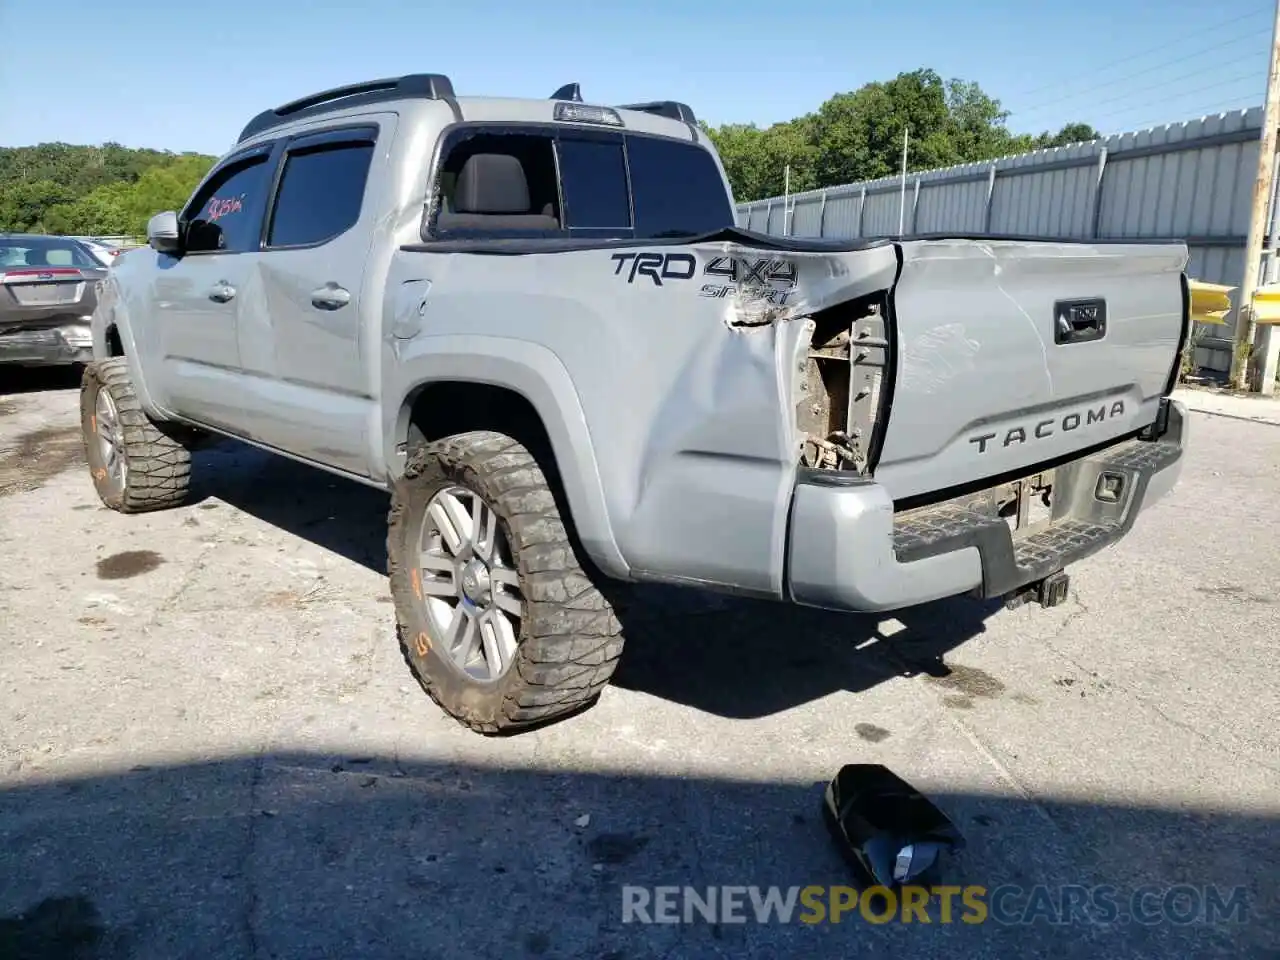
top-left (384, 231), bottom-right (1187, 596)
top-left (384, 238), bottom-right (899, 596)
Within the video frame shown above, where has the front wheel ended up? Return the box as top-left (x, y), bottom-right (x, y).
top-left (387, 430), bottom-right (624, 734)
top-left (80, 358), bottom-right (193, 512)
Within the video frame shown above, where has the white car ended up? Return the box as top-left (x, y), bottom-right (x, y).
top-left (80, 240), bottom-right (121, 266)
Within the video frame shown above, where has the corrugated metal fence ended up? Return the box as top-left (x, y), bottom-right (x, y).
top-left (735, 107), bottom-right (1271, 373)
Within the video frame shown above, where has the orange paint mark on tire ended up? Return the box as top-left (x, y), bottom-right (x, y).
top-left (90, 415), bottom-right (97, 432)
top-left (415, 631), bottom-right (431, 657)
top-left (410, 567), bottom-right (422, 600)
top-left (92, 467), bottom-right (107, 481)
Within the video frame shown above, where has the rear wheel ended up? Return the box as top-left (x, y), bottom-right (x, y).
top-left (387, 430), bottom-right (624, 734)
top-left (80, 358), bottom-right (193, 512)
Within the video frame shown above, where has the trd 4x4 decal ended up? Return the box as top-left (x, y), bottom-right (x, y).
top-left (703, 255), bottom-right (797, 287)
top-left (609, 251), bottom-right (799, 306)
top-left (610, 252), bottom-right (696, 285)
top-left (700, 255), bottom-right (799, 306)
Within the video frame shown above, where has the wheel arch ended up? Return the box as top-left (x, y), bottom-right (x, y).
top-left (387, 340), bottom-right (628, 579)
top-left (91, 284), bottom-right (167, 420)
top-left (105, 324), bottom-right (125, 357)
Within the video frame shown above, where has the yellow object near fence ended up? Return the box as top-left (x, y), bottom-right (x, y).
top-left (1187, 279), bottom-right (1234, 325)
top-left (1186, 277), bottom-right (1280, 326)
top-left (1249, 282), bottom-right (1280, 325)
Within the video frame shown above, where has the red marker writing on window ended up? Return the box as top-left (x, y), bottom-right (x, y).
top-left (206, 194), bottom-right (245, 222)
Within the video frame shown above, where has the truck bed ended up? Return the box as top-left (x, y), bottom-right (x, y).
top-left (402, 226), bottom-right (1189, 500)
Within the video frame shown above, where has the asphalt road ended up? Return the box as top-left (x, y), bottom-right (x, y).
top-left (1, 368), bottom-right (1277, 960)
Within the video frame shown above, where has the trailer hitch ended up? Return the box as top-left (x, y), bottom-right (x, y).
top-left (1003, 570), bottom-right (1071, 611)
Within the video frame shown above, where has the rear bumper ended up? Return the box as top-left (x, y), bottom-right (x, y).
top-left (786, 398), bottom-right (1188, 613)
top-left (0, 321), bottom-right (94, 366)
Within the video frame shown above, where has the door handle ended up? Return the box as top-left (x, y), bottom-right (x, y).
top-left (1053, 297), bottom-right (1107, 345)
top-left (311, 284), bottom-right (351, 310)
top-left (208, 282), bottom-right (236, 303)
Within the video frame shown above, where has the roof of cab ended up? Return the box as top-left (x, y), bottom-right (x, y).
top-left (235, 73), bottom-right (699, 145)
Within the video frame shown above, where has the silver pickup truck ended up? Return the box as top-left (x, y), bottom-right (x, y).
top-left (82, 74), bottom-right (1190, 733)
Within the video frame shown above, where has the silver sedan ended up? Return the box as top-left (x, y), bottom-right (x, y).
top-left (0, 233), bottom-right (109, 367)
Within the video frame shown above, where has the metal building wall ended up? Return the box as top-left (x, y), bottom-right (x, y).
top-left (735, 107), bottom-right (1269, 373)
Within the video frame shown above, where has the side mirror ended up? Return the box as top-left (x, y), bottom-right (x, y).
top-left (147, 211), bottom-right (182, 254)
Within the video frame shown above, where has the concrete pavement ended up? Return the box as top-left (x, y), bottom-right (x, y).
top-left (1173, 384), bottom-right (1280, 426)
top-left (1, 368), bottom-right (1276, 959)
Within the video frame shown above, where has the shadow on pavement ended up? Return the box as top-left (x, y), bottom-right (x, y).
top-left (609, 587), bottom-right (1000, 719)
top-left (189, 440), bottom-right (391, 575)
top-left (189, 440), bottom-right (1000, 721)
top-left (0, 365), bottom-right (84, 396)
top-left (0, 754), bottom-right (1272, 959)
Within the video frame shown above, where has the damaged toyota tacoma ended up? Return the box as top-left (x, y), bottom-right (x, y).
top-left (82, 75), bottom-right (1191, 733)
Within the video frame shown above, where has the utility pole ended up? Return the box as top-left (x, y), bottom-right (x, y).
top-left (898, 126), bottom-right (910, 236)
top-left (784, 163), bottom-right (791, 236)
top-left (1231, 0), bottom-right (1280, 391)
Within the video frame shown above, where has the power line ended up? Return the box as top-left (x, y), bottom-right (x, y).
top-left (1016, 66), bottom-right (1264, 128)
top-left (1081, 72), bottom-right (1264, 123)
top-left (1000, 4), bottom-right (1273, 102)
top-left (1007, 31), bottom-right (1269, 121)
top-left (1109, 95), bottom-right (1260, 134)
top-left (1077, 73), bottom-right (1265, 130)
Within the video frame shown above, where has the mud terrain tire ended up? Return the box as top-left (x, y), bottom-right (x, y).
top-left (80, 358), bottom-right (193, 513)
top-left (387, 430), bottom-right (624, 734)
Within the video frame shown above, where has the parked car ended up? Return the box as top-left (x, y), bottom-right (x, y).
top-left (80, 239), bottom-right (121, 267)
top-left (81, 74), bottom-right (1191, 734)
top-left (0, 234), bottom-right (107, 366)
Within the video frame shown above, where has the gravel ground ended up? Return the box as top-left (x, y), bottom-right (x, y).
top-left (1, 368), bottom-right (1277, 960)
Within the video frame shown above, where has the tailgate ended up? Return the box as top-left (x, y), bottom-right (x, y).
top-left (873, 239), bottom-right (1188, 500)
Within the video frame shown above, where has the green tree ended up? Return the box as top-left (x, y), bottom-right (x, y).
top-left (703, 118), bottom-right (817, 204)
top-left (943, 79), bottom-right (1029, 162)
top-left (1033, 123), bottom-right (1101, 149)
top-left (703, 70), bottom-right (1105, 202)
top-left (0, 144), bottom-right (214, 236)
top-left (0, 179), bottom-right (74, 232)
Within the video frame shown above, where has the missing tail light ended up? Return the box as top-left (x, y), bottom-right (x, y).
top-left (796, 292), bottom-right (893, 474)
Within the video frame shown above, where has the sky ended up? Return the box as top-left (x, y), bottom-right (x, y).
top-left (0, 0), bottom-right (1274, 156)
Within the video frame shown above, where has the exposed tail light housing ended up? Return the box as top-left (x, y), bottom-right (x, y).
top-left (1166, 272), bottom-right (1193, 396)
top-left (795, 290), bottom-right (894, 475)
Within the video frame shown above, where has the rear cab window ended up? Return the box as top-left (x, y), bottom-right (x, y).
top-left (426, 124), bottom-right (733, 241)
top-left (433, 130), bottom-right (562, 233)
top-left (626, 135), bottom-right (735, 239)
top-left (555, 137), bottom-right (632, 232)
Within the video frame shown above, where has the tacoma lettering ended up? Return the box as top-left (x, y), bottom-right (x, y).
top-left (968, 402), bottom-right (1126, 454)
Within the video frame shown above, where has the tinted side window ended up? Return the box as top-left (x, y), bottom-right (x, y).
top-left (626, 137), bottom-right (734, 239)
top-left (556, 138), bottom-right (631, 230)
top-left (268, 140), bottom-right (375, 248)
top-left (184, 155), bottom-right (271, 253)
